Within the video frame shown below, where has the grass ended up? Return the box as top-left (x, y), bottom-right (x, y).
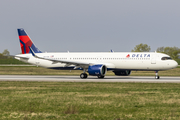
top-left (0, 66), bottom-right (180, 76)
top-left (0, 58), bottom-right (29, 64)
top-left (0, 82), bottom-right (180, 119)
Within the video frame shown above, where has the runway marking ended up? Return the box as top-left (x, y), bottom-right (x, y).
top-left (0, 75), bottom-right (180, 83)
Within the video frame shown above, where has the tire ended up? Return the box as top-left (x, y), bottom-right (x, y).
top-left (98, 75), bottom-right (105, 79)
top-left (80, 73), bottom-right (88, 79)
top-left (155, 76), bottom-right (160, 79)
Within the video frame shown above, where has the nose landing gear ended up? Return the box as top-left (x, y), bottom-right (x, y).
top-left (155, 71), bottom-right (160, 79)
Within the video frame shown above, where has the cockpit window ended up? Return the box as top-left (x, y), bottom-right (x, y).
top-left (161, 57), bottom-right (172, 60)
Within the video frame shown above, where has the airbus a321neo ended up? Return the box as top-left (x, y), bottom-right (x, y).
top-left (15, 29), bottom-right (178, 79)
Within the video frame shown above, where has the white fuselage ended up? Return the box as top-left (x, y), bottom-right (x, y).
top-left (15, 52), bottom-right (178, 71)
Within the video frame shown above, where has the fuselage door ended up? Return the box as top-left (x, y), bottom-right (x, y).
top-left (151, 54), bottom-right (156, 64)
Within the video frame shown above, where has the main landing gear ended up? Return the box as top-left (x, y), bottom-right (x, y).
top-left (97, 75), bottom-right (105, 78)
top-left (80, 69), bottom-right (105, 79)
top-left (80, 73), bottom-right (105, 79)
top-left (80, 69), bottom-right (88, 79)
top-left (155, 71), bottom-right (160, 79)
top-left (80, 73), bottom-right (88, 79)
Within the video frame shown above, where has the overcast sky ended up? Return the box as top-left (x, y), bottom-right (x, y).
top-left (0, 0), bottom-right (180, 54)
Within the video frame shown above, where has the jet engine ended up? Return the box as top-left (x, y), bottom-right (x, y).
top-left (88, 64), bottom-right (107, 76)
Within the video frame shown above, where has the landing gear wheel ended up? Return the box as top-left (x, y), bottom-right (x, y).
top-left (97, 75), bottom-right (105, 78)
top-left (80, 73), bottom-right (88, 79)
top-left (155, 76), bottom-right (160, 79)
top-left (155, 71), bottom-right (160, 79)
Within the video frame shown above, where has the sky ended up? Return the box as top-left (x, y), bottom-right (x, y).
top-left (0, 0), bottom-right (180, 55)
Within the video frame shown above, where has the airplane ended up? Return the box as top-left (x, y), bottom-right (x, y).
top-left (15, 28), bottom-right (178, 79)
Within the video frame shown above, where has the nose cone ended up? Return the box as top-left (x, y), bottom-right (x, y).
top-left (172, 60), bottom-right (178, 68)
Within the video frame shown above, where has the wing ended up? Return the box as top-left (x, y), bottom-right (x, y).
top-left (29, 47), bottom-right (91, 69)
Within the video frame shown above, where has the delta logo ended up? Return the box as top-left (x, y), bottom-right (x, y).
top-left (126, 54), bottom-right (150, 58)
top-left (126, 54), bottom-right (130, 58)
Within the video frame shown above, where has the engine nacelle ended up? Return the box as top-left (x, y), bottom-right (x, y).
top-left (113, 70), bottom-right (131, 76)
top-left (88, 64), bottom-right (107, 76)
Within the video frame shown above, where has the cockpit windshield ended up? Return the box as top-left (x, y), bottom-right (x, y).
top-left (161, 57), bottom-right (172, 60)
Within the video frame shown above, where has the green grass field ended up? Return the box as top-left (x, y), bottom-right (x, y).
top-left (0, 58), bottom-right (29, 64)
top-left (0, 66), bottom-right (180, 76)
top-left (0, 60), bottom-right (180, 119)
top-left (0, 82), bottom-right (180, 119)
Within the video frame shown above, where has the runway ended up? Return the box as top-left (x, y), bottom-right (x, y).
top-left (0, 75), bottom-right (180, 83)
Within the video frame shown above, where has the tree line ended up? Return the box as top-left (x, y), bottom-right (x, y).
top-left (0, 49), bottom-right (10, 59)
top-left (131, 43), bottom-right (180, 60)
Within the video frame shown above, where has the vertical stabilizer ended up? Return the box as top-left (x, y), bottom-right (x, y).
top-left (17, 28), bottom-right (42, 54)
